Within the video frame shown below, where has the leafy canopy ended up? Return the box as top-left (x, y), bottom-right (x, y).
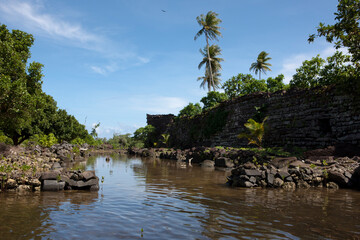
top-left (178, 103), bottom-right (202, 117)
top-left (200, 91), bottom-right (228, 110)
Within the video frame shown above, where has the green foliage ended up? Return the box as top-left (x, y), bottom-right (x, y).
top-left (238, 117), bottom-right (268, 148)
top-left (250, 51), bottom-right (272, 80)
top-left (266, 74), bottom-right (288, 92)
top-left (290, 55), bottom-right (326, 88)
top-left (200, 91), bottom-right (228, 110)
top-left (133, 125), bottom-right (156, 148)
top-left (161, 133), bottom-right (170, 147)
top-left (105, 133), bottom-right (144, 149)
top-left (222, 74), bottom-right (267, 98)
top-left (290, 51), bottom-right (359, 90)
top-left (91, 122), bottom-right (100, 138)
top-left (178, 103), bottom-right (202, 117)
top-left (26, 133), bottom-right (58, 147)
top-left (308, 0), bottom-right (360, 62)
top-left (0, 24), bottom-right (92, 145)
top-left (71, 137), bottom-right (86, 146)
top-left (0, 133), bottom-right (13, 145)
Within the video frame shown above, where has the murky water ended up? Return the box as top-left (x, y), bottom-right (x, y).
top-left (1, 155), bottom-right (360, 239)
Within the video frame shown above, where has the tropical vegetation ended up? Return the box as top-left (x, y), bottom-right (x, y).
top-left (249, 51), bottom-right (272, 80)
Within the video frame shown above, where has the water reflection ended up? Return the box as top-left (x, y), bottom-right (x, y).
top-left (0, 155), bottom-right (359, 239)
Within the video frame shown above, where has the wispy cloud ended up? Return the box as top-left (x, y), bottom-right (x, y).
top-left (280, 46), bottom-right (349, 83)
top-left (0, 0), bottom-right (150, 74)
top-left (0, 0), bottom-right (101, 45)
top-left (90, 123), bottom-right (138, 138)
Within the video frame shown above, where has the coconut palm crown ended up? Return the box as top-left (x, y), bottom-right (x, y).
top-left (198, 44), bottom-right (223, 91)
top-left (249, 51), bottom-right (272, 80)
top-left (197, 69), bottom-right (222, 92)
top-left (194, 11), bottom-right (222, 89)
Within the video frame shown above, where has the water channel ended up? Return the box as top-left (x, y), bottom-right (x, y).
top-left (0, 154), bottom-right (360, 239)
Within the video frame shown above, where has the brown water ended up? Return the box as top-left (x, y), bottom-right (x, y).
top-left (0, 155), bottom-right (360, 239)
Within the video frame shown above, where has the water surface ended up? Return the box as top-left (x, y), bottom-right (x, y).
top-left (0, 155), bottom-right (360, 239)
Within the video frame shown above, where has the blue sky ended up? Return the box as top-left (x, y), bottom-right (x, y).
top-left (0, 0), bottom-right (340, 138)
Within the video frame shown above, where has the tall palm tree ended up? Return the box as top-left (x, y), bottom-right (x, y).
top-left (197, 68), bottom-right (222, 92)
top-left (249, 51), bottom-right (272, 80)
top-left (194, 11), bottom-right (222, 88)
top-left (198, 44), bottom-right (223, 91)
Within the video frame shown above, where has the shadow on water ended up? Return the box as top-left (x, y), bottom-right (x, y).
top-left (0, 154), bottom-right (360, 239)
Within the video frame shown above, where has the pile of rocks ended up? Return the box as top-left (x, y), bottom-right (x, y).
top-left (40, 170), bottom-right (99, 191)
top-left (227, 156), bottom-right (360, 190)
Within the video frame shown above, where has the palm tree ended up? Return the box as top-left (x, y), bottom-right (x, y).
top-left (249, 51), bottom-right (272, 80)
top-left (194, 11), bottom-right (222, 88)
top-left (198, 44), bottom-right (223, 91)
top-left (197, 68), bottom-right (222, 92)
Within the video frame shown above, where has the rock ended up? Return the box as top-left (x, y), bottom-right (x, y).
top-left (40, 171), bottom-right (61, 181)
top-left (266, 171), bottom-right (274, 185)
top-left (42, 180), bottom-right (65, 191)
top-left (289, 161), bottom-right (308, 168)
top-left (285, 176), bottom-right (294, 182)
top-left (34, 186), bottom-right (41, 191)
top-left (215, 157), bottom-right (234, 168)
top-left (328, 171), bottom-right (349, 187)
top-left (240, 180), bottom-right (254, 188)
top-left (241, 169), bottom-right (262, 176)
top-left (282, 182), bottom-right (296, 190)
top-left (276, 170), bottom-right (290, 180)
top-left (82, 171), bottom-right (96, 181)
top-left (29, 179), bottom-right (41, 187)
top-left (297, 180), bottom-right (310, 189)
top-left (17, 185), bottom-right (31, 192)
top-left (51, 162), bottom-right (62, 170)
top-left (270, 157), bottom-right (297, 168)
top-left (7, 179), bottom-right (18, 189)
top-left (260, 180), bottom-right (267, 188)
top-left (243, 161), bottom-right (256, 169)
top-left (90, 184), bottom-right (99, 191)
top-left (273, 178), bottom-right (284, 188)
top-left (249, 176), bottom-right (257, 184)
top-left (201, 160), bottom-right (215, 168)
top-left (76, 178), bottom-right (99, 188)
top-left (326, 182), bottom-right (339, 189)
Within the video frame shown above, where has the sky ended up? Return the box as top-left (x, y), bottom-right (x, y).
top-left (0, 0), bottom-right (341, 138)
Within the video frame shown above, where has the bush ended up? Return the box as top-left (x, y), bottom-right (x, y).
top-left (178, 103), bottom-right (202, 117)
top-left (200, 91), bottom-right (228, 110)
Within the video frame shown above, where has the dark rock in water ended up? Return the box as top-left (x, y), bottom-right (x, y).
top-left (273, 178), bottom-right (284, 188)
top-left (42, 180), bottom-right (65, 191)
top-left (327, 182), bottom-right (339, 189)
top-left (215, 157), bottom-right (234, 168)
top-left (276, 170), bottom-right (290, 179)
top-left (201, 160), bottom-right (215, 168)
top-left (328, 170), bottom-right (349, 187)
top-left (105, 157), bottom-right (110, 162)
top-left (270, 157), bottom-right (297, 168)
top-left (282, 182), bottom-right (296, 190)
top-left (297, 180), bottom-right (310, 189)
top-left (40, 171), bottom-right (61, 181)
top-left (249, 176), bottom-right (257, 184)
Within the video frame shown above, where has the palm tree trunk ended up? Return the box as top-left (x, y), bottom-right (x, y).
top-left (259, 71), bottom-right (261, 80)
top-left (206, 36), bottom-right (213, 92)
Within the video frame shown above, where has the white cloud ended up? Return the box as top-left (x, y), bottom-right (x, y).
top-left (89, 123), bottom-right (138, 138)
top-left (0, 0), bottom-right (101, 45)
top-left (280, 46), bottom-right (349, 83)
top-left (90, 63), bottom-right (119, 75)
top-left (130, 95), bottom-right (188, 114)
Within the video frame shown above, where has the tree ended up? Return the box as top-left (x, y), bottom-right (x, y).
top-left (178, 103), bottom-right (202, 117)
top-left (194, 11), bottom-right (222, 90)
top-left (198, 44), bottom-right (223, 91)
top-left (308, 0), bottom-right (360, 62)
top-left (249, 51), bottom-right (272, 80)
top-left (133, 125), bottom-right (156, 147)
top-left (222, 74), bottom-right (267, 98)
top-left (290, 55), bottom-right (326, 88)
top-left (266, 74), bottom-right (288, 92)
top-left (200, 91), bottom-right (228, 110)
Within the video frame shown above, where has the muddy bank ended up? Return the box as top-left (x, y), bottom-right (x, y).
top-left (128, 145), bottom-right (360, 190)
top-left (0, 143), bottom-right (99, 192)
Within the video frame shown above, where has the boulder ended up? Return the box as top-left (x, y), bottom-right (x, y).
top-left (328, 170), bottom-right (349, 187)
top-left (273, 178), bottom-right (284, 188)
top-left (215, 157), bottom-right (234, 168)
top-left (42, 180), bottom-right (65, 191)
top-left (82, 171), bottom-right (96, 181)
top-left (326, 182), bottom-right (339, 189)
top-left (17, 185), bottom-right (31, 192)
top-left (282, 182), bottom-right (296, 190)
top-left (201, 160), bottom-right (215, 168)
top-left (241, 169), bottom-right (262, 176)
top-left (7, 179), bottom-right (18, 189)
top-left (270, 157), bottom-right (297, 168)
top-left (40, 171), bottom-right (61, 181)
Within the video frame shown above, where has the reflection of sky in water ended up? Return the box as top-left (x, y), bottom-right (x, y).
top-left (0, 155), bottom-right (359, 239)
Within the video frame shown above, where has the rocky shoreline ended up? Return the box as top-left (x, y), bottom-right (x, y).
top-left (0, 142), bottom-right (99, 192)
top-left (128, 145), bottom-right (360, 190)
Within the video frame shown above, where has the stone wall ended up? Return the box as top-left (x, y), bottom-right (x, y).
top-left (147, 87), bottom-right (360, 149)
top-left (147, 114), bottom-right (175, 140)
